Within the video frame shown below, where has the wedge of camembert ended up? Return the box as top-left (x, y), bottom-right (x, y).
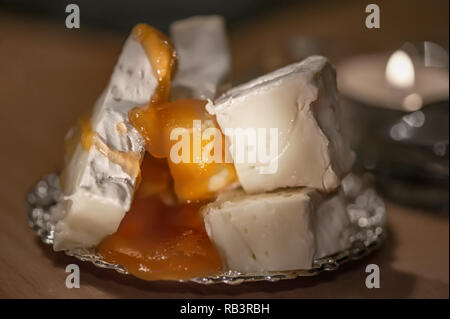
top-left (53, 35), bottom-right (155, 251)
top-left (201, 188), bottom-right (352, 272)
top-left (54, 17), bottom-right (231, 251)
top-left (206, 56), bottom-right (355, 194)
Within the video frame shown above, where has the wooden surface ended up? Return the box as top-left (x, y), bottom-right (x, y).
top-left (0, 0), bottom-right (448, 298)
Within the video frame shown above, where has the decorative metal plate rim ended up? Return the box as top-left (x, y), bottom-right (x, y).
top-left (66, 232), bottom-right (386, 285)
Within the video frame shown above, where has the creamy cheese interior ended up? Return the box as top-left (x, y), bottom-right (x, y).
top-left (201, 188), bottom-right (352, 272)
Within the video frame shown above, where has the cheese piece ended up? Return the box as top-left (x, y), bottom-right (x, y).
top-left (53, 35), bottom-right (156, 251)
top-left (201, 187), bottom-right (351, 272)
top-left (207, 56), bottom-right (355, 194)
top-left (170, 15), bottom-right (230, 100)
top-left (54, 18), bottom-right (233, 251)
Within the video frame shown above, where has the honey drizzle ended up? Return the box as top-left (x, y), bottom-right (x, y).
top-left (128, 25), bottom-right (237, 202)
top-left (131, 23), bottom-right (177, 105)
top-left (77, 117), bottom-right (142, 180)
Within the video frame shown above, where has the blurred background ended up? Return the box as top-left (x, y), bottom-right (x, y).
top-left (0, 0), bottom-right (448, 299)
top-left (1, 0), bottom-right (448, 77)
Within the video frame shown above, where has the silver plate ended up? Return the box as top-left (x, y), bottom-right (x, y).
top-left (26, 173), bottom-right (387, 285)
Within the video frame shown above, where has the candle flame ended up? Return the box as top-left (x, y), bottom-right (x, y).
top-left (385, 50), bottom-right (415, 89)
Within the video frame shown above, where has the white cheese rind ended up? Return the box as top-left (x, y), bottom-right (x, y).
top-left (201, 187), bottom-right (352, 272)
top-left (54, 36), bottom-right (156, 251)
top-left (314, 189), bottom-right (353, 258)
top-left (207, 56), bottom-right (355, 194)
top-left (170, 15), bottom-right (230, 100)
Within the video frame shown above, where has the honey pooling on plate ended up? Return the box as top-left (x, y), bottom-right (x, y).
top-left (97, 163), bottom-right (223, 281)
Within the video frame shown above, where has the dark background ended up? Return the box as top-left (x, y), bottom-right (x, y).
top-left (0, 0), bottom-right (289, 33)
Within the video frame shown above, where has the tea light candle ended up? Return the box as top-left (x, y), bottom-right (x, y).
top-left (337, 50), bottom-right (449, 111)
top-left (336, 48), bottom-right (449, 210)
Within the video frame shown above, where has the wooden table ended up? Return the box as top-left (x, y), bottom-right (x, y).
top-left (0, 0), bottom-right (448, 298)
